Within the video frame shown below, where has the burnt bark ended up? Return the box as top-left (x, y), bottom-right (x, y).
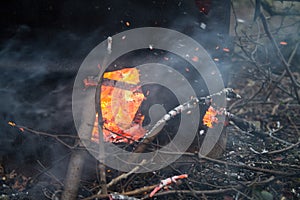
top-left (62, 88), bottom-right (96, 200)
top-left (61, 148), bottom-right (87, 200)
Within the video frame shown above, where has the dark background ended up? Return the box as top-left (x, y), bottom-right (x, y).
top-left (0, 0), bottom-right (231, 180)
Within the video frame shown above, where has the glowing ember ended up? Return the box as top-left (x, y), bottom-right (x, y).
top-left (192, 56), bottom-right (199, 62)
top-left (203, 106), bottom-right (219, 128)
top-left (280, 41), bottom-right (287, 45)
top-left (103, 68), bottom-right (140, 84)
top-left (8, 121), bottom-right (25, 132)
top-left (223, 48), bottom-right (230, 52)
top-left (146, 90), bottom-right (150, 96)
top-left (83, 76), bottom-right (98, 88)
top-left (91, 68), bottom-right (146, 143)
top-left (8, 121), bottom-right (16, 126)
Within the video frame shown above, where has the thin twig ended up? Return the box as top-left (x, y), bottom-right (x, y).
top-left (31, 152), bottom-right (71, 183)
top-left (149, 176), bottom-right (275, 199)
top-left (265, 41), bottom-right (299, 100)
top-left (267, 139), bottom-right (300, 155)
top-left (259, 12), bottom-right (300, 103)
top-left (9, 122), bottom-right (78, 149)
top-left (106, 160), bottom-right (147, 188)
top-left (198, 154), bottom-right (296, 176)
top-left (266, 125), bottom-right (293, 145)
top-left (36, 160), bottom-right (64, 186)
top-left (83, 185), bottom-right (157, 200)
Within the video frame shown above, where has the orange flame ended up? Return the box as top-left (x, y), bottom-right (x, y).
top-left (203, 106), bottom-right (219, 128)
top-left (192, 56), bottom-right (199, 62)
top-left (8, 121), bottom-right (16, 126)
top-left (280, 41), bottom-right (287, 45)
top-left (91, 68), bottom-right (146, 143)
top-left (223, 48), bottom-right (230, 52)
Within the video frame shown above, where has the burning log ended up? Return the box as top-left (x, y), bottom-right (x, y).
top-left (66, 61), bottom-right (243, 199)
top-left (133, 88), bottom-right (240, 158)
top-left (86, 65), bottom-right (243, 158)
top-left (85, 62), bottom-right (242, 150)
top-left (91, 68), bottom-right (146, 144)
top-left (140, 88), bottom-right (240, 142)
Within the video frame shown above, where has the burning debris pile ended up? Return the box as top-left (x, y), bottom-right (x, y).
top-left (1, 0), bottom-right (300, 200)
top-left (84, 65), bottom-right (233, 150)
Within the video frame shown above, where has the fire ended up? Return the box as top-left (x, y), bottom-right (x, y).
top-left (223, 48), bottom-right (230, 52)
top-left (83, 76), bottom-right (98, 88)
top-left (103, 68), bottom-right (141, 84)
top-left (192, 56), bottom-right (199, 62)
top-left (8, 121), bottom-right (24, 132)
top-left (280, 41), bottom-right (287, 45)
top-left (8, 121), bottom-right (16, 126)
top-left (203, 106), bottom-right (219, 128)
top-left (91, 68), bottom-right (146, 143)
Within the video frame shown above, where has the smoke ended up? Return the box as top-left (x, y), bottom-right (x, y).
top-left (0, 23), bottom-right (105, 176)
top-left (0, 0), bottom-right (232, 185)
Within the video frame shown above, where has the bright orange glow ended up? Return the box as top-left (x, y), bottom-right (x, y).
top-left (223, 48), bottom-right (230, 52)
top-left (280, 41), bottom-right (287, 45)
top-left (83, 77), bottom-right (98, 88)
top-left (8, 121), bottom-right (16, 126)
top-left (103, 68), bottom-right (141, 84)
top-left (91, 68), bottom-right (146, 143)
top-left (203, 106), bottom-right (219, 128)
top-left (192, 56), bottom-right (199, 62)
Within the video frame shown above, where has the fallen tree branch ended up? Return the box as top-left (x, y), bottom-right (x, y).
top-left (62, 148), bottom-right (88, 200)
top-left (198, 154), bottom-right (296, 176)
top-left (131, 88), bottom-right (240, 160)
top-left (147, 175), bottom-right (275, 199)
top-left (107, 159), bottom-right (147, 189)
top-left (267, 139), bottom-right (300, 155)
top-left (82, 185), bottom-right (157, 200)
top-left (140, 88), bottom-right (240, 142)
